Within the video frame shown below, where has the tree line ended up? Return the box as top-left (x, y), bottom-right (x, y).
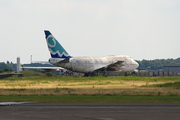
top-left (136, 58), bottom-right (180, 70)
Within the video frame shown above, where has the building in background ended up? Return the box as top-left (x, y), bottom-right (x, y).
top-left (163, 65), bottom-right (180, 75)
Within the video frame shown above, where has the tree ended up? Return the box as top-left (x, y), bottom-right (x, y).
top-left (45, 72), bottom-right (53, 77)
top-left (0, 70), bottom-right (3, 73)
top-left (4, 68), bottom-right (10, 72)
top-left (147, 66), bottom-right (151, 70)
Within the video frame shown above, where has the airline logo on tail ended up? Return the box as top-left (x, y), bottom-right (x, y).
top-left (44, 30), bottom-right (72, 58)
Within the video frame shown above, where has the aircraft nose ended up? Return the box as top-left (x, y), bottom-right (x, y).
top-left (135, 62), bottom-right (139, 68)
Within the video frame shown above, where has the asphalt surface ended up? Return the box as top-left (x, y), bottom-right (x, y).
top-left (0, 103), bottom-right (180, 120)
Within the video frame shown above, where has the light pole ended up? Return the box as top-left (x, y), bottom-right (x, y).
top-left (31, 55), bottom-right (32, 64)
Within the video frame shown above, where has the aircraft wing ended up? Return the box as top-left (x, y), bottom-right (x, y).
top-left (31, 61), bottom-right (49, 64)
top-left (107, 61), bottom-right (124, 68)
top-left (21, 59), bottom-right (70, 71)
top-left (22, 67), bottom-right (63, 69)
top-left (96, 61), bottom-right (124, 71)
top-left (21, 67), bottom-right (64, 72)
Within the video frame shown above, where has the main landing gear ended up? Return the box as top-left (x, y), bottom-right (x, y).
top-left (83, 71), bottom-right (99, 77)
top-left (124, 72), bottom-right (128, 76)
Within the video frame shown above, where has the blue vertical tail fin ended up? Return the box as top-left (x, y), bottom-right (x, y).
top-left (44, 30), bottom-right (72, 58)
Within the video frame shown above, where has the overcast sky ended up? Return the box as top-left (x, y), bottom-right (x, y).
top-left (0, 0), bottom-right (180, 63)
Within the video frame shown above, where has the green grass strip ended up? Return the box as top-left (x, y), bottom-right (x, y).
top-left (142, 82), bottom-right (180, 89)
top-left (0, 95), bottom-right (180, 103)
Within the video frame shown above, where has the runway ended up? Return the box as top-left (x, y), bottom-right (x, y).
top-left (1, 103), bottom-right (180, 120)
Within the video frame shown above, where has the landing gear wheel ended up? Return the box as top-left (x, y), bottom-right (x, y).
top-left (103, 70), bottom-right (107, 77)
top-left (84, 73), bottom-right (90, 77)
top-left (93, 71), bottom-right (98, 76)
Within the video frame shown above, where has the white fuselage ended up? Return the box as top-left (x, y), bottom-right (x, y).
top-left (49, 55), bottom-right (139, 73)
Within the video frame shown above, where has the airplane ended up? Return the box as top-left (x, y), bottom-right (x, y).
top-left (45, 30), bottom-right (139, 76)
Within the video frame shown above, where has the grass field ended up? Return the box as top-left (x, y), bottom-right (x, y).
top-left (0, 95), bottom-right (180, 103)
top-left (0, 71), bottom-right (180, 103)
